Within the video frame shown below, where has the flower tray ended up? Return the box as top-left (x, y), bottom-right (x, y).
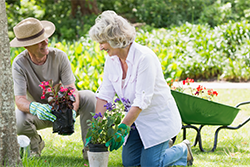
top-left (171, 90), bottom-right (240, 126)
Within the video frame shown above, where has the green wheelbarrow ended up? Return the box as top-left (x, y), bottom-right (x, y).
top-left (171, 90), bottom-right (250, 152)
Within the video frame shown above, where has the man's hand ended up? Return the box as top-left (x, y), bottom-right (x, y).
top-left (72, 109), bottom-right (76, 121)
top-left (105, 123), bottom-right (130, 151)
top-left (29, 102), bottom-right (56, 122)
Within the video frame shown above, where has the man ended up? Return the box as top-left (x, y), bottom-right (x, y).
top-left (10, 17), bottom-right (95, 159)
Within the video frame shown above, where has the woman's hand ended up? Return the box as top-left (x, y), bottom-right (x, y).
top-left (105, 123), bottom-right (131, 151)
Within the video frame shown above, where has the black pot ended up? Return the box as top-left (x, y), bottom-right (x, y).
top-left (52, 108), bottom-right (75, 135)
top-left (88, 143), bottom-right (108, 152)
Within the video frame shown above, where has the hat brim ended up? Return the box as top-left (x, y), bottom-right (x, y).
top-left (10, 20), bottom-right (55, 47)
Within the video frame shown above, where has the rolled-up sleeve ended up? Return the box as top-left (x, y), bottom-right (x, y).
top-left (132, 54), bottom-right (156, 110)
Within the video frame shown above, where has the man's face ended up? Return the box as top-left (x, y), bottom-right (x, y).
top-left (25, 38), bottom-right (49, 58)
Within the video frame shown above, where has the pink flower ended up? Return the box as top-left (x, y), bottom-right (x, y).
top-left (45, 81), bottom-right (49, 86)
top-left (60, 87), bottom-right (68, 92)
top-left (39, 84), bottom-right (46, 90)
top-left (47, 88), bottom-right (52, 92)
top-left (41, 95), bottom-right (45, 99)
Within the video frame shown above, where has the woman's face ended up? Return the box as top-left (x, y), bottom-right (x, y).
top-left (99, 42), bottom-right (119, 56)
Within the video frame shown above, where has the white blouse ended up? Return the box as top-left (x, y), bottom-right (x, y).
top-left (96, 42), bottom-right (182, 149)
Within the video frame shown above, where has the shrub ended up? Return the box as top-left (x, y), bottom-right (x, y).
top-left (10, 21), bottom-right (250, 92)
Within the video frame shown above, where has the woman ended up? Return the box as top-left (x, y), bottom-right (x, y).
top-left (88, 10), bottom-right (194, 166)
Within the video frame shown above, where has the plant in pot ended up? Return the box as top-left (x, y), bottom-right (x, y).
top-left (39, 80), bottom-right (76, 135)
top-left (85, 98), bottom-right (131, 167)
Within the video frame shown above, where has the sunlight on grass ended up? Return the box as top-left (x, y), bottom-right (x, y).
top-left (22, 89), bottom-right (250, 166)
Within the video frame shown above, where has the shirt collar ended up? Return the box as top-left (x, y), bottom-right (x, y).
top-left (126, 42), bottom-right (135, 65)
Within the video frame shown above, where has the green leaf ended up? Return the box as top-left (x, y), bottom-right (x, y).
top-left (54, 83), bottom-right (61, 94)
top-left (107, 128), bottom-right (115, 137)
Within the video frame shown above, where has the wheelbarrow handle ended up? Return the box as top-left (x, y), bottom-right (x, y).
top-left (235, 101), bottom-right (250, 108)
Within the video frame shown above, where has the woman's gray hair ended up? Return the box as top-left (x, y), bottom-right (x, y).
top-left (89, 10), bottom-right (136, 48)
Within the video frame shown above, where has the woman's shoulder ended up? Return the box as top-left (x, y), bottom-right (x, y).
top-left (132, 42), bottom-right (156, 61)
top-left (133, 42), bottom-right (155, 54)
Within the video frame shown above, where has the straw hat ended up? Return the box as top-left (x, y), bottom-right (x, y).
top-left (10, 17), bottom-right (55, 47)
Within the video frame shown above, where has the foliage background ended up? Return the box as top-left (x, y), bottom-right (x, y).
top-left (6, 0), bottom-right (250, 92)
top-left (5, 1), bottom-right (250, 166)
top-left (6, 0), bottom-right (250, 40)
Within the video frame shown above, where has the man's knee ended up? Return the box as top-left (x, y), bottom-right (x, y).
top-left (78, 90), bottom-right (96, 113)
top-left (16, 109), bottom-right (36, 136)
top-left (79, 90), bottom-right (96, 103)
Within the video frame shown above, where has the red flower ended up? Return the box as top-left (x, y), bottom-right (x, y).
top-left (60, 87), bottom-right (68, 92)
top-left (183, 78), bottom-right (194, 85)
top-left (39, 84), bottom-right (45, 90)
top-left (213, 91), bottom-right (218, 96)
top-left (41, 94), bottom-right (45, 99)
top-left (207, 89), bottom-right (218, 96)
top-left (196, 85), bottom-right (205, 92)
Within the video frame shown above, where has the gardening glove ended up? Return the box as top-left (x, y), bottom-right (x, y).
top-left (105, 123), bottom-right (130, 152)
top-left (29, 102), bottom-right (56, 122)
top-left (85, 137), bottom-right (92, 147)
top-left (72, 109), bottom-right (76, 121)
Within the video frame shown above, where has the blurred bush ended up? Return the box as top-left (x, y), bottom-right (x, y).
top-left (6, 0), bottom-right (250, 41)
top-left (6, 0), bottom-right (96, 41)
top-left (10, 21), bottom-right (250, 92)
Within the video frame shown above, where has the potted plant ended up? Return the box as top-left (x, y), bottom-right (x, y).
top-left (86, 98), bottom-right (131, 167)
top-left (39, 80), bottom-right (76, 135)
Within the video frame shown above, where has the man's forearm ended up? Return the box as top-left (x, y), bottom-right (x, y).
top-left (73, 90), bottom-right (80, 111)
top-left (15, 95), bottom-right (31, 113)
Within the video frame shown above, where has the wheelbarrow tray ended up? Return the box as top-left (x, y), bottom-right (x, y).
top-left (171, 90), bottom-right (240, 126)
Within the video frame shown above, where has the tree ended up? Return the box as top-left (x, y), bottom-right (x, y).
top-left (70, 0), bottom-right (99, 18)
top-left (0, 0), bottom-right (23, 166)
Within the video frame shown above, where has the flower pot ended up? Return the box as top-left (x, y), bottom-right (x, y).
top-left (52, 108), bottom-right (75, 135)
top-left (87, 144), bottom-right (109, 167)
top-left (171, 90), bottom-right (240, 125)
top-left (17, 135), bottom-right (30, 158)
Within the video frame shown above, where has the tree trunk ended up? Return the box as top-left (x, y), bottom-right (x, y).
top-left (70, 0), bottom-right (99, 18)
top-left (0, 0), bottom-right (23, 166)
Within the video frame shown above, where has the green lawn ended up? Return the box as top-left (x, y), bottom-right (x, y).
top-left (22, 88), bottom-right (250, 167)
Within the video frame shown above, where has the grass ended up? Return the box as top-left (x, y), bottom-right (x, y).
top-left (21, 88), bottom-right (250, 167)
